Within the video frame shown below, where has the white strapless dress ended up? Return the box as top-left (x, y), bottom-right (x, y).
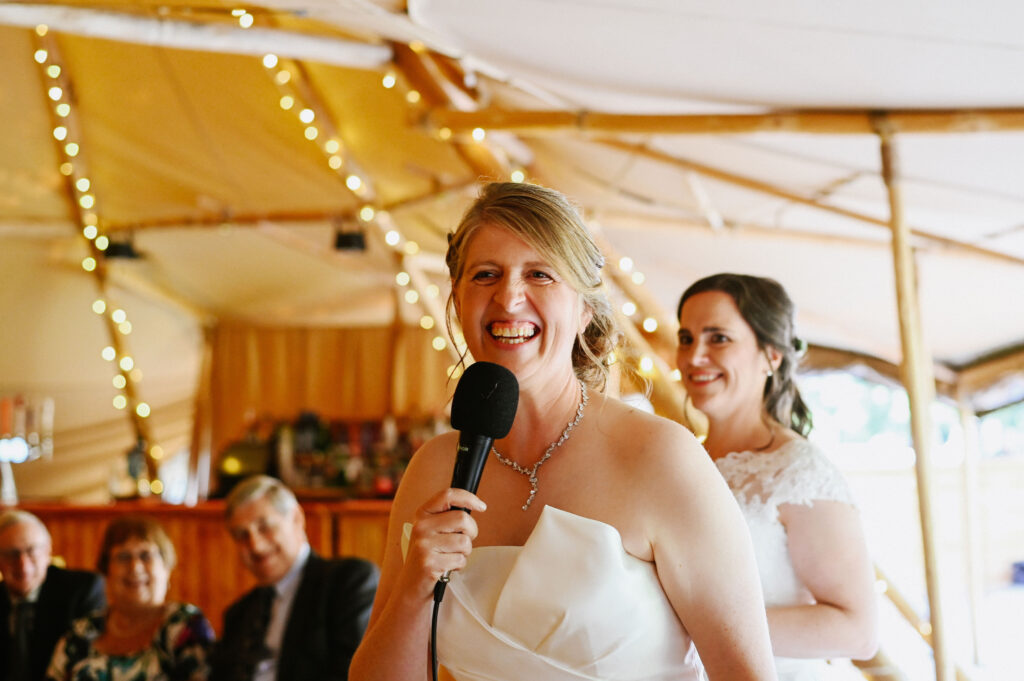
top-left (717, 439), bottom-right (865, 681)
top-left (434, 505), bottom-right (706, 681)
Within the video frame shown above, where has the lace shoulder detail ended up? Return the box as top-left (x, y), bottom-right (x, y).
top-left (716, 439), bottom-right (855, 510)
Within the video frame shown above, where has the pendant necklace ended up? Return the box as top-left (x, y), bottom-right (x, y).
top-left (493, 380), bottom-right (588, 510)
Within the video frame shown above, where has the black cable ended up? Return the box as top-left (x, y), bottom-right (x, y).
top-left (431, 576), bottom-right (449, 681)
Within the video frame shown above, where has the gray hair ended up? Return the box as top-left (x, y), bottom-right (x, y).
top-left (225, 475), bottom-right (299, 520)
top-left (0, 509), bottom-right (51, 545)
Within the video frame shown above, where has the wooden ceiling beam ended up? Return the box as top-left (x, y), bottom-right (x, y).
top-left (424, 107), bottom-right (1024, 136)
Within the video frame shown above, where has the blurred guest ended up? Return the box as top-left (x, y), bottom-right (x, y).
top-left (676, 273), bottom-right (878, 680)
top-left (45, 515), bottom-right (214, 681)
top-left (212, 476), bottom-right (378, 681)
top-left (0, 510), bottom-right (105, 681)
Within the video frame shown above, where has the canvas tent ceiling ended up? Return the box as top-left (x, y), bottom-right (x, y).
top-left (2, 1), bottom-right (1024, 499)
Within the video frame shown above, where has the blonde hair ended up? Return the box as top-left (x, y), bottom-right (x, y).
top-left (445, 182), bottom-right (622, 390)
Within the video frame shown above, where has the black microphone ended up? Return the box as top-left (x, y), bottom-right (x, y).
top-left (449, 361), bottom-right (519, 501)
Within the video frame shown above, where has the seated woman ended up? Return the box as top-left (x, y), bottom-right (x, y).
top-left (46, 515), bottom-right (214, 681)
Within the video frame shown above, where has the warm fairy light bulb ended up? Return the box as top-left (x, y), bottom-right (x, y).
top-left (432, 336), bottom-right (447, 351)
top-left (438, 127), bottom-right (452, 140)
top-left (403, 241), bottom-right (420, 255)
top-left (76, 177), bottom-right (91, 192)
top-left (918, 622), bottom-right (932, 636)
top-left (632, 271), bottom-right (645, 285)
top-left (56, 103), bottom-right (70, 117)
top-left (238, 12), bottom-right (254, 28)
top-left (345, 175), bottom-right (362, 191)
top-left (621, 301), bottom-right (637, 316)
top-left (35, 25), bottom-right (48, 37)
top-left (279, 95), bottom-right (294, 110)
top-left (119, 356), bottom-right (134, 371)
top-left (406, 90), bottom-right (421, 104)
top-left (404, 290), bottom-right (419, 304)
top-left (82, 257), bottom-right (96, 272)
top-left (92, 299), bottom-right (106, 314)
top-left (426, 284), bottom-right (440, 299)
top-left (150, 445), bottom-right (164, 460)
top-left (420, 315), bottom-right (435, 330)
top-left (112, 395), bottom-right (127, 410)
top-left (34, 49), bottom-right (48, 64)
top-left (83, 225), bottom-right (98, 240)
top-left (275, 70), bottom-right (291, 85)
top-left (130, 368), bottom-right (143, 382)
top-left (395, 272), bottom-right (411, 286)
top-left (299, 108), bottom-right (315, 123)
top-left (327, 156), bottom-right (342, 170)
top-left (639, 356), bottom-right (655, 374)
top-left (262, 54), bottom-right (278, 68)
top-left (510, 169), bottom-right (526, 183)
top-left (471, 127), bottom-right (486, 142)
top-left (46, 65), bottom-right (61, 78)
top-left (112, 375), bottom-right (126, 389)
top-left (384, 230), bottom-right (400, 246)
top-left (94, 235), bottom-right (109, 250)
top-left (304, 126), bottom-right (318, 140)
top-left (65, 143), bottom-right (79, 157)
top-left (118, 321), bottom-right (132, 335)
top-left (79, 194), bottom-right (95, 209)
top-left (136, 403), bottom-right (151, 418)
top-left (642, 317), bottom-right (658, 333)
top-left (382, 72), bottom-right (396, 89)
top-left (409, 41), bottom-right (426, 54)
top-left (101, 346), bottom-right (116, 361)
top-left (60, 163), bottom-right (73, 175)
top-left (324, 139), bottom-right (340, 154)
top-left (618, 256), bottom-right (634, 272)
top-left (82, 213), bottom-right (98, 226)
top-left (670, 369), bottom-right (682, 381)
top-left (231, 9), bottom-right (245, 16)
top-left (150, 479), bottom-right (164, 495)
top-left (359, 205), bottom-right (375, 222)
top-left (48, 87), bottom-right (62, 101)
top-left (111, 308), bottom-right (127, 323)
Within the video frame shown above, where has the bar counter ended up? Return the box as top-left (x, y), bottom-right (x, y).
top-left (20, 498), bottom-right (392, 634)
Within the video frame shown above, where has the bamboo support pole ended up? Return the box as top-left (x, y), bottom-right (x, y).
top-left (425, 106), bottom-right (1024, 137)
top-left (876, 121), bottom-right (952, 681)
top-left (955, 388), bottom-right (984, 666)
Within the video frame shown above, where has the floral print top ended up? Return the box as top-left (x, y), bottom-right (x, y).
top-left (46, 602), bottom-right (214, 681)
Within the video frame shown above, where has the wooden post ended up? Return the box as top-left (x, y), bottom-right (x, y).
top-left (876, 120), bottom-right (952, 681)
top-left (955, 387), bottom-right (985, 666)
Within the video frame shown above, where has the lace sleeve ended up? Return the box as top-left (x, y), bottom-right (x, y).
top-left (766, 440), bottom-right (856, 509)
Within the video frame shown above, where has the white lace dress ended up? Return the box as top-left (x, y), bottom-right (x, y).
top-left (716, 439), bottom-right (864, 681)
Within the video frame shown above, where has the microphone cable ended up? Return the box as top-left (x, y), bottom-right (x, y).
top-left (431, 573), bottom-right (450, 681)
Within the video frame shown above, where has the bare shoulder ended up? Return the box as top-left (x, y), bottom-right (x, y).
top-left (591, 394), bottom-right (709, 473)
top-left (388, 430), bottom-right (459, 522)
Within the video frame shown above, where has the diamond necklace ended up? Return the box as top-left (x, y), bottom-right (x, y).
top-left (492, 379), bottom-right (588, 511)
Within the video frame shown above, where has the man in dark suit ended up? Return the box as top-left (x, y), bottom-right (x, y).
top-left (212, 475), bottom-right (379, 681)
top-left (0, 510), bottom-right (106, 681)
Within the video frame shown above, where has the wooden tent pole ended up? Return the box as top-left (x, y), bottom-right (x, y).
top-left (876, 119), bottom-right (952, 681)
top-left (954, 386), bottom-right (985, 666)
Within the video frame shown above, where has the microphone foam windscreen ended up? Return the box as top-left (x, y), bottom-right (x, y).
top-left (451, 361), bottom-right (519, 438)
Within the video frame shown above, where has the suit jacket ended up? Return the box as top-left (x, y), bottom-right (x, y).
top-left (0, 565), bottom-right (106, 681)
top-left (213, 554), bottom-right (379, 681)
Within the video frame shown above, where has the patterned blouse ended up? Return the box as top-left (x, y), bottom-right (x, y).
top-left (46, 602), bottom-right (214, 681)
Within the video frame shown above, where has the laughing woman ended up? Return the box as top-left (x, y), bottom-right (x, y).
top-left (46, 515), bottom-right (214, 681)
top-left (351, 182), bottom-right (777, 681)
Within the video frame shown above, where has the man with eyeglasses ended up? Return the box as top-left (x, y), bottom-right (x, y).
top-left (0, 510), bottom-right (105, 681)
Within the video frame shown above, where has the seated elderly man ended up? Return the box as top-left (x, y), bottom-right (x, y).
top-left (212, 475), bottom-right (379, 681)
top-left (0, 510), bottom-right (106, 681)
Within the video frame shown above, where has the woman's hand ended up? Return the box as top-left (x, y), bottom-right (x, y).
top-left (396, 488), bottom-right (487, 599)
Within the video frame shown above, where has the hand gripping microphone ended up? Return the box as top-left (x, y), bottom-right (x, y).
top-left (449, 360), bottom-right (519, 499)
top-left (431, 362), bottom-right (518, 681)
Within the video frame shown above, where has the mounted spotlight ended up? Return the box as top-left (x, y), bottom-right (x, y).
top-left (333, 219), bottom-right (366, 252)
top-left (105, 233), bottom-right (142, 259)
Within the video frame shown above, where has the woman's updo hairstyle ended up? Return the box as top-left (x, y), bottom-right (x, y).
top-left (445, 182), bottom-right (622, 390)
top-left (676, 273), bottom-right (812, 436)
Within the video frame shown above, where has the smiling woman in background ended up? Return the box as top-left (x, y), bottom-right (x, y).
top-left (46, 515), bottom-right (214, 681)
top-left (676, 273), bottom-right (878, 680)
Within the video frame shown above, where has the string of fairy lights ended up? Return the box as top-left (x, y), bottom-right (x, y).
top-left (32, 24), bottom-right (164, 495)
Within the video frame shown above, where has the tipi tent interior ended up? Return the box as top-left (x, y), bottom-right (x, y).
top-left (2, 2), bottom-right (1023, 679)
